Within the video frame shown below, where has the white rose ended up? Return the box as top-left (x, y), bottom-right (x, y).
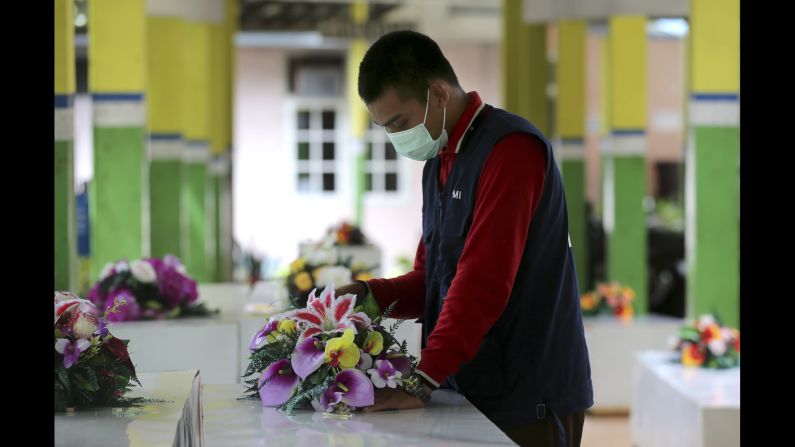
top-left (305, 249), bottom-right (336, 266)
top-left (55, 298), bottom-right (98, 324)
top-left (708, 339), bottom-right (727, 356)
top-left (72, 312), bottom-right (99, 339)
top-left (697, 314), bottom-right (715, 330)
top-left (115, 261), bottom-right (130, 273)
top-left (721, 328), bottom-right (734, 341)
top-left (54, 291), bottom-right (77, 304)
top-left (131, 260), bottom-right (157, 283)
top-left (314, 266), bottom-right (352, 289)
top-left (667, 335), bottom-right (680, 350)
top-left (99, 262), bottom-right (115, 280)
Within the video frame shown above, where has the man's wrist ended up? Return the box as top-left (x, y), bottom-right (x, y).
top-left (353, 280), bottom-right (371, 301)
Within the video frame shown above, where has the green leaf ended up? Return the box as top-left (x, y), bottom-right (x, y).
top-left (145, 301), bottom-right (163, 310)
top-left (71, 367), bottom-right (100, 392)
top-left (357, 291), bottom-right (383, 322)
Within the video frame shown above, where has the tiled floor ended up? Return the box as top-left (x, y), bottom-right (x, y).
top-left (581, 413), bottom-right (632, 447)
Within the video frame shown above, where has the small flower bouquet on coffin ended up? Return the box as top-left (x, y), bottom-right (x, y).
top-left (671, 314), bottom-right (740, 369)
top-left (327, 221), bottom-right (366, 246)
top-left (54, 292), bottom-right (143, 411)
top-left (87, 255), bottom-right (218, 321)
top-left (580, 282), bottom-right (635, 320)
top-left (286, 257), bottom-right (376, 309)
top-left (242, 284), bottom-right (416, 418)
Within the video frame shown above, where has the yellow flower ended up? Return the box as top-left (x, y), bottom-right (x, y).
top-left (293, 271), bottom-right (313, 292)
top-left (616, 304), bottom-right (634, 321)
top-left (354, 272), bottom-right (373, 282)
top-left (580, 293), bottom-right (597, 311)
top-left (290, 258), bottom-right (306, 274)
top-left (363, 331), bottom-right (384, 356)
top-left (621, 287), bottom-right (636, 301)
top-left (277, 319), bottom-right (297, 334)
top-left (681, 343), bottom-right (705, 367)
top-left (324, 328), bottom-right (360, 369)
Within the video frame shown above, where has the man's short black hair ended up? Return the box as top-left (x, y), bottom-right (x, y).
top-left (358, 30), bottom-right (460, 104)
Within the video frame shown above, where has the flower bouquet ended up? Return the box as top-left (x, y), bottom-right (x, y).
top-left (327, 221), bottom-right (366, 246)
top-left (242, 284), bottom-right (415, 418)
top-left (87, 255), bottom-right (217, 321)
top-left (286, 257), bottom-right (376, 309)
top-left (670, 314), bottom-right (740, 369)
top-left (580, 282), bottom-right (635, 320)
top-left (54, 292), bottom-right (142, 411)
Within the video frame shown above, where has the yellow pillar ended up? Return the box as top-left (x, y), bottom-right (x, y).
top-left (182, 18), bottom-right (213, 283)
top-left (88, 0), bottom-right (148, 281)
top-left (55, 0), bottom-right (77, 291)
top-left (604, 16), bottom-right (648, 313)
top-left (349, 2), bottom-right (369, 225)
top-left (556, 20), bottom-right (589, 291)
top-left (687, 0), bottom-right (740, 327)
top-left (148, 16), bottom-right (186, 260)
top-left (502, 0), bottom-right (549, 135)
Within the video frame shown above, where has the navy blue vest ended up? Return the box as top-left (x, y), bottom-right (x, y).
top-left (421, 105), bottom-right (593, 431)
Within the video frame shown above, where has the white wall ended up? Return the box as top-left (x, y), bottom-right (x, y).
top-left (232, 42), bottom-right (503, 277)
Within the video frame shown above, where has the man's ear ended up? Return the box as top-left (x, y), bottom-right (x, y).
top-left (429, 81), bottom-right (449, 109)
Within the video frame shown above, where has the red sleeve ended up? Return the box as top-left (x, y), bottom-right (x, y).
top-left (366, 237), bottom-right (426, 319)
top-left (417, 133), bottom-right (547, 384)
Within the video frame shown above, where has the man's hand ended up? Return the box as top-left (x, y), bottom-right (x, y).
top-left (335, 282), bottom-right (368, 304)
top-left (361, 387), bottom-right (427, 412)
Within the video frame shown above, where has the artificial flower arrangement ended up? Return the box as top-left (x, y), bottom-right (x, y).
top-left (286, 256), bottom-right (376, 309)
top-left (326, 221), bottom-right (366, 246)
top-left (87, 255), bottom-right (217, 321)
top-left (671, 314), bottom-right (740, 369)
top-left (242, 283), bottom-right (415, 418)
top-left (54, 292), bottom-right (142, 411)
top-left (580, 282), bottom-right (635, 320)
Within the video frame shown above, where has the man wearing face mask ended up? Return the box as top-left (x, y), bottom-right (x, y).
top-left (336, 30), bottom-right (592, 447)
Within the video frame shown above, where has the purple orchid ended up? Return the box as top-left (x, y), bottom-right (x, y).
top-left (367, 359), bottom-right (403, 389)
top-left (259, 359), bottom-right (300, 407)
top-left (55, 338), bottom-right (91, 369)
top-left (291, 336), bottom-right (327, 380)
top-left (250, 319), bottom-right (280, 352)
top-left (378, 350), bottom-right (412, 378)
top-left (318, 368), bottom-right (374, 412)
top-left (357, 353), bottom-right (374, 372)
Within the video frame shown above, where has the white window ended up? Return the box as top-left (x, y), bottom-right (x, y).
top-left (364, 122), bottom-right (401, 193)
top-left (294, 103), bottom-right (341, 193)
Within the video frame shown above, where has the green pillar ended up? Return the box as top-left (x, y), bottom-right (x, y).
top-left (556, 20), bottom-right (589, 291)
top-left (687, 0), bottom-right (740, 327)
top-left (55, 0), bottom-right (76, 291)
top-left (148, 16), bottom-right (186, 259)
top-left (605, 16), bottom-right (648, 313)
top-left (89, 0), bottom-right (149, 280)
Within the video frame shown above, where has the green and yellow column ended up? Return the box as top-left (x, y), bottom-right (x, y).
top-left (687, 0), bottom-right (740, 327)
top-left (208, 6), bottom-right (233, 283)
top-left (88, 0), bottom-right (148, 280)
top-left (147, 12), bottom-right (185, 260)
top-left (502, 0), bottom-right (549, 134)
top-left (349, 1), bottom-right (369, 226)
top-left (604, 16), bottom-right (648, 313)
top-left (218, 0), bottom-right (237, 282)
top-left (55, 0), bottom-right (77, 291)
top-left (182, 6), bottom-right (221, 283)
top-left (556, 20), bottom-right (589, 292)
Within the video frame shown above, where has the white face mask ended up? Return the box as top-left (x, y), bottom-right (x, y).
top-left (385, 89), bottom-right (447, 161)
